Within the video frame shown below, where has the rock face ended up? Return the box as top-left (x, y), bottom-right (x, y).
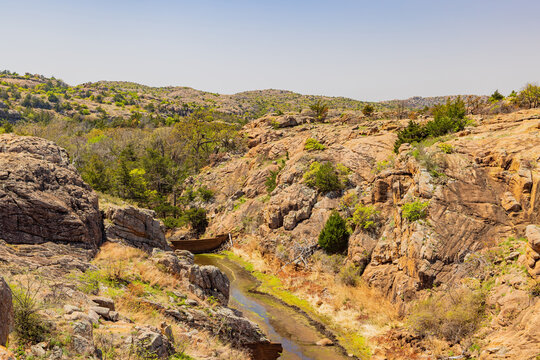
top-left (0, 277), bottom-right (13, 347)
top-left (0, 134), bottom-right (103, 248)
top-left (189, 265), bottom-right (230, 305)
top-left (525, 224), bottom-right (540, 278)
top-left (105, 205), bottom-right (169, 251)
top-left (134, 326), bottom-right (174, 359)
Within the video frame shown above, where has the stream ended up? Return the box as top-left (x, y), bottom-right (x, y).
top-left (195, 254), bottom-right (351, 360)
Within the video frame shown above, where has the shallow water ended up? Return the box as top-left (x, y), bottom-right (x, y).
top-left (195, 254), bottom-right (350, 360)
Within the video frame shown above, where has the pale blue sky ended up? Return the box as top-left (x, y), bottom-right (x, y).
top-left (2, 0), bottom-right (539, 101)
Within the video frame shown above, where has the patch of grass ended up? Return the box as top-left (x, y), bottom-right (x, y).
top-left (438, 143), bottom-right (454, 154)
top-left (233, 195), bottom-right (247, 210)
top-left (338, 332), bottom-right (371, 359)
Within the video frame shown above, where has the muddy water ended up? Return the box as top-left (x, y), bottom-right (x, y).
top-left (195, 254), bottom-right (350, 360)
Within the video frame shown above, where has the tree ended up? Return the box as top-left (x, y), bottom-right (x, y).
top-left (489, 90), bottom-right (504, 102)
top-left (517, 83), bottom-right (540, 108)
top-left (186, 208), bottom-right (208, 236)
top-left (362, 104), bottom-right (375, 117)
top-left (309, 99), bottom-right (329, 121)
top-left (303, 161), bottom-right (342, 192)
top-left (318, 211), bottom-right (349, 254)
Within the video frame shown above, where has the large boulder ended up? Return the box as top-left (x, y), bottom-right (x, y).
top-left (0, 134), bottom-right (103, 248)
top-left (0, 277), bottom-right (13, 347)
top-left (105, 206), bottom-right (169, 251)
top-left (188, 265), bottom-right (230, 305)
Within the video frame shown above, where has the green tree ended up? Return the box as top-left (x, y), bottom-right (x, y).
top-left (362, 104), bottom-right (375, 117)
top-left (303, 161), bottom-right (342, 192)
top-left (517, 83), bottom-right (540, 108)
top-left (81, 154), bottom-right (111, 192)
top-left (309, 99), bottom-right (329, 121)
top-left (186, 207), bottom-right (208, 236)
top-left (318, 211), bottom-right (349, 254)
top-left (488, 90), bottom-right (504, 102)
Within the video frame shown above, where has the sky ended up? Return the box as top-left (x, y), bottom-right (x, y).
top-left (1, 0), bottom-right (539, 101)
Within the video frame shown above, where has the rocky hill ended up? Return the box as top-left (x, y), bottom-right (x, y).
top-left (188, 108), bottom-right (540, 359)
top-left (0, 134), bottom-right (271, 360)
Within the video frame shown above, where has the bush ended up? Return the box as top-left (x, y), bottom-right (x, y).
top-left (489, 89), bottom-right (504, 102)
top-left (303, 161), bottom-right (342, 193)
top-left (196, 186), bottom-right (214, 202)
top-left (351, 204), bottom-right (379, 230)
top-left (438, 143), bottom-right (454, 154)
top-left (318, 211), bottom-right (350, 254)
top-left (265, 170), bottom-right (279, 193)
top-left (362, 104), bottom-right (375, 117)
top-left (11, 278), bottom-right (51, 344)
top-left (394, 98), bottom-right (467, 152)
top-left (339, 263), bottom-right (363, 286)
top-left (304, 138), bottom-right (325, 151)
top-left (408, 287), bottom-right (485, 343)
top-left (309, 99), bottom-right (329, 121)
top-left (186, 207), bottom-right (208, 236)
top-left (402, 200), bottom-right (429, 221)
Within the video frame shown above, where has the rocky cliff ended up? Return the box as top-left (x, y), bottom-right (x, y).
top-left (191, 109), bottom-right (540, 358)
top-left (0, 134), bottom-right (103, 248)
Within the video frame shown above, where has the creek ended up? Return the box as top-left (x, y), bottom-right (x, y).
top-left (195, 254), bottom-right (351, 360)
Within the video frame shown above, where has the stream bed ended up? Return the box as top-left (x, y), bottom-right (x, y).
top-left (195, 254), bottom-right (351, 360)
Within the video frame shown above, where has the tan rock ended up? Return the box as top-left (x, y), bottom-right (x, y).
top-left (0, 134), bottom-right (103, 248)
top-left (0, 278), bottom-right (12, 347)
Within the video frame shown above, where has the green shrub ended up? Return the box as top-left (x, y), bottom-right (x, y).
top-left (489, 89), bottom-right (504, 102)
top-left (394, 98), bottom-right (467, 152)
top-left (438, 143), bottom-right (454, 154)
top-left (196, 186), bottom-right (214, 202)
top-left (408, 287), bottom-right (485, 343)
top-left (162, 217), bottom-right (186, 229)
top-left (304, 138), bottom-right (326, 151)
top-left (351, 204), bottom-right (379, 230)
top-left (303, 161), bottom-right (342, 193)
top-left (186, 208), bottom-right (208, 236)
top-left (318, 211), bottom-right (350, 254)
top-left (402, 200), bottom-right (429, 221)
top-left (11, 279), bottom-right (51, 344)
top-left (265, 170), bottom-right (279, 193)
top-left (309, 99), bottom-right (329, 121)
top-left (362, 104), bottom-right (375, 117)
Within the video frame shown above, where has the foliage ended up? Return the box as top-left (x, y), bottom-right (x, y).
top-left (438, 143), bottom-right (454, 154)
top-left (318, 211), bottom-right (350, 254)
top-left (394, 98), bottom-right (467, 152)
top-left (265, 169), bottom-right (279, 193)
top-left (362, 104), bottom-right (375, 117)
top-left (516, 83), bottom-right (540, 108)
top-left (186, 207), bottom-right (208, 235)
top-left (303, 161), bottom-right (342, 193)
top-left (304, 138), bottom-right (326, 151)
top-left (408, 287), bottom-right (486, 343)
top-left (339, 263), bottom-right (363, 286)
top-left (373, 157), bottom-right (394, 173)
top-left (351, 204), bottom-right (379, 230)
top-left (489, 89), bottom-right (504, 102)
top-left (196, 186), bottom-right (214, 202)
top-left (402, 199), bottom-right (429, 221)
top-left (11, 277), bottom-right (51, 344)
top-left (309, 99), bottom-right (329, 121)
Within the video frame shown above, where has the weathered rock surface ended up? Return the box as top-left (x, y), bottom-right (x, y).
top-left (0, 277), bottom-right (12, 347)
top-left (525, 224), bottom-right (540, 278)
top-left (0, 134), bottom-right (103, 248)
top-left (105, 205), bottom-right (169, 251)
top-left (188, 265), bottom-right (230, 305)
top-left (134, 325), bottom-right (174, 359)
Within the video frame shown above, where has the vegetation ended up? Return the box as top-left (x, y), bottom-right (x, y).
top-left (408, 286), bottom-right (486, 343)
top-left (309, 99), bottom-right (329, 121)
top-left (304, 138), bottom-right (326, 151)
top-left (394, 98), bottom-right (467, 152)
top-left (402, 199), bottom-right (429, 221)
top-left (303, 161), bottom-right (343, 193)
top-left (318, 211), bottom-right (350, 254)
top-left (351, 203), bottom-right (379, 230)
top-left (362, 104), bottom-right (375, 117)
top-left (11, 277), bottom-right (51, 344)
top-left (489, 89), bottom-right (504, 102)
top-left (438, 142), bottom-right (454, 154)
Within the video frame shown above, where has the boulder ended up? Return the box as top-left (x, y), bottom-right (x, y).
top-left (105, 205), bottom-right (169, 251)
top-left (0, 277), bottom-right (12, 347)
top-left (134, 326), bottom-right (174, 359)
top-left (151, 249), bottom-right (191, 277)
top-left (91, 296), bottom-right (115, 311)
top-left (0, 134), bottom-right (103, 248)
top-left (264, 184), bottom-right (317, 230)
top-left (188, 265), bottom-right (230, 305)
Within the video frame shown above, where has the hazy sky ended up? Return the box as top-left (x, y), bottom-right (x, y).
top-left (2, 0), bottom-right (539, 101)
